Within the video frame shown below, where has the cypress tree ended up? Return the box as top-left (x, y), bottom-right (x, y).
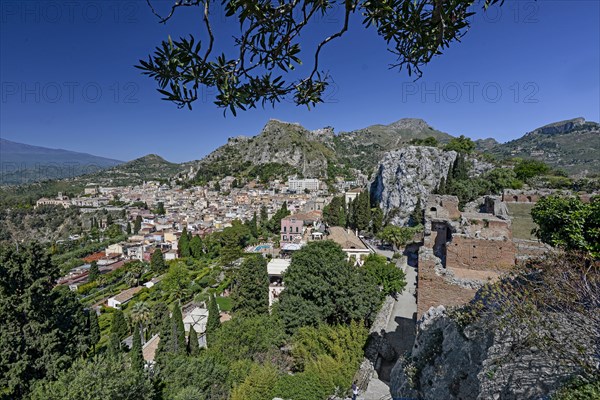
top-left (371, 207), bottom-right (383, 234)
top-left (89, 309), bottom-right (100, 354)
top-left (187, 327), bottom-right (200, 356)
top-left (190, 235), bottom-right (203, 259)
top-left (133, 215), bottom-right (142, 234)
top-left (260, 205), bottom-right (269, 228)
top-left (410, 196), bottom-right (423, 227)
top-left (111, 309), bottom-right (128, 340)
top-left (231, 256), bottom-right (269, 315)
top-left (150, 248), bottom-right (166, 273)
top-left (88, 260), bottom-right (99, 281)
top-left (206, 294), bottom-right (220, 345)
top-left (108, 333), bottom-right (121, 358)
top-left (131, 326), bottom-right (144, 372)
top-left (179, 227), bottom-right (190, 257)
top-left (107, 214), bottom-right (113, 226)
top-left (126, 222), bottom-right (132, 235)
top-left (171, 304), bottom-right (186, 355)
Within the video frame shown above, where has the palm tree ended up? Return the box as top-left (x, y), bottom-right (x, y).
top-left (130, 301), bottom-right (151, 343)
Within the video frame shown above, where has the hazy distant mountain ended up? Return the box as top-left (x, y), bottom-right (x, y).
top-left (0, 139), bottom-right (123, 185)
top-left (485, 118), bottom-right (600, 176)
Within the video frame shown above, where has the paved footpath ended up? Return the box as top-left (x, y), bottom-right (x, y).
top-left (361, 251), bottom-right (418, 400)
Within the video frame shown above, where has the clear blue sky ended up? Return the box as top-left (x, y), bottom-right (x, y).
top-left (1, 0), bottom-right (599, 163)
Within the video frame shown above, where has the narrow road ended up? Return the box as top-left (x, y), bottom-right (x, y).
top-left (362, 247), bottom-right (418, 400)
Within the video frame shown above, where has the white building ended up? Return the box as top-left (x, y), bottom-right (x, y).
top-left (287, 178), bottom-right (320, 192)
top-left (267, 258), bottom-right (291, 306)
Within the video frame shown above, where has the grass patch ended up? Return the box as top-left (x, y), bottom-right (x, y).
top-left (506, 203), bottom-right (537, 240)
top-left (216, 296), bottom-right (233, 312)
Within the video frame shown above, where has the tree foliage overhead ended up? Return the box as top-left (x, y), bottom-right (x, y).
top-left (0, 243), bottom-right (90, 398)
top-left (138, 0), bottom-right (504, 114)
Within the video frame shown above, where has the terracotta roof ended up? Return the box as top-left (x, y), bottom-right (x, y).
top-left (111, 286), bottom-right (143, 303)
top-left (327, 226), bottom-right (367, 250)
top-left (142, 334), bottom-right (160, 362)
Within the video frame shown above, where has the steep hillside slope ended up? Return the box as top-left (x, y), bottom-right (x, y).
top-left (487, 118), bottom-right (600, 176)
top-left (333, 118), bottom-right (454, 175)
top-left (191, 119), bottom-right (338, 182)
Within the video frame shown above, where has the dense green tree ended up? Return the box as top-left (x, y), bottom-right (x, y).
top-left (231, 363), bottom-right (278, 400)
top-left (514, 159), bottom-right (551, 182)
top-left (353, 190), bottom-right (372, 232)
top-left (88, 309), bottom-right (101, 354)
top-left (162, 262), bottom-right (191, 300)
top-left (106, 223), bottom-right (123, 239)
top-left (451, 154), bottom-right (470, 181)
top-left (130, 302), bottom-right (151, 340)
top-left (150, 248), bottom-right (166, 273)
top-left (179, 227), bottom-right (190, 257)
top-left (133, 215), bottom-right (142, 234)
top-left (444, 135), bottom-right (475, 154)
top-left (111, 309), bottom-right (129, 341)
top-left (377, 225), bottom-right (419, 250)
top-left (156, 201), bottom-right (166, 215)
top-left (171, 304), bottom-right (187, 355)
top-left (279, 241), bottom-right (379, 331)
top-left (0, 243), bottom-right (90, 398)
top-left (231, 255), bottom-right (269, 315)
top-left (30, 356), bottom-right (153, 400)
top-left (187, 327), bottom-right (200, 356)
top-left (126, 222), bottom-right (132, 235)
top-left (218, 220), bottom-right (253, 263)
top-left (531, 196), bottom-right (600, 258)
top-left (131, 326), bottom-right (144, 373)
top-left (107, 214), bottom-right (113, 226)
top-left (190, 235), bottom-right (203, 259)
top-left (268, 202), bottom-right (290, 234)
top-left (246, 212), bottom-right (259, 238)
top-left (139, 0), bottom-right (505, 113)
top-left (158, 354), bottom-right (229, 400)
top-left (363, 254), bottom-right (407, 298)
top-left (410, 197), bottom-right (423, 227)
top-left (323, 196), bottom-right (347, 227)
top-left (484, 168), bottom-right (523, 194)
top-left (260, 205), bottom-right (269, 228)
top-left (371, 206), bottom-right (384, 234)
top-left (88, 260), bottom-right (99, 281)
top-left (206, 294), bottom-right (221, 345)
top-left (108, 333), bottom-right (122, 358)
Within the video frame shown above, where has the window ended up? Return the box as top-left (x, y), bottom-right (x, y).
top-left (283, 235), bottom-right (287, 241)
top-left (295, 226), bottom-right (299, 233)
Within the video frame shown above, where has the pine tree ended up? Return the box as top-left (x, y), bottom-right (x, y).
top-left (131, 326), bottom-right (144, 372)
top-left (231, 256), bottom-right (269, 315)
top-left (88, 260), bottom-right (99, 281)
top-left (89, 309), bottom-right (100, 354)
top-left (150, 248), bottom-right (166, 273)
top-left (126, 222), bottom-right (132, 235)
top-left (190, 235), bottom-right (203, 259)
top-left (171, 304), bottom-right (186, 355)
top-left (179, 227), bottom-right (190, 257)
top-left (187, 327), bottom-right (200, 356)
top-left (206, 294), bottom-right (221, 345)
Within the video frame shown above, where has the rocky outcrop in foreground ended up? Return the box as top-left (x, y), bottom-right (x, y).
top-left (390, 253), bottom-right (600, 400)
top-left (370, 146), bottom-right (457, 226)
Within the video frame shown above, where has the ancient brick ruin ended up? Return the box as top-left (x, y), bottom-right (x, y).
top-left (416, 195), bottom-right (519, 317)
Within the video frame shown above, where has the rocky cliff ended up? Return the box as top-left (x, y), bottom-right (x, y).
top-left (370, 146), bottom-right (457, 226)
top-left (389, 252), bottom-right (600, 400)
